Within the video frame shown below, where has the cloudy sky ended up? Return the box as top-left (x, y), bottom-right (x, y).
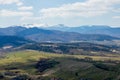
top-left (0, 0), bottom-right (120, 27)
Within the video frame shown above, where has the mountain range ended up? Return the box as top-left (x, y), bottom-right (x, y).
top-left (44, 24), bottom-right (120, 38)
top-left (0, 25), bottom-right (120, 43)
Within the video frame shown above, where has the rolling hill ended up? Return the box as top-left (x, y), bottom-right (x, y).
top-left (18, 42), bottom-right (120, 56)
top-left (0, 50), bottom-right (120, 80)
top-left (0, 36), bottom-right (33, 48)
top-left (0, 26), bottom-right (26, 35)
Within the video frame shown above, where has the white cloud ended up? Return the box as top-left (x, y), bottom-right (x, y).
top-left (0, 9), bottom-right (33, 17)
top-left (0, 0), bottom-right (23, 6)
top-left (18, 6), bottom-right (33, 11)
top-left (113, 8), bottom-right (120, 13)
top-left (113, 16), bottom-right (120, 19)
top-left (40, 0), bottom-right (120, 18)
top-left (21, 16), bottom-right (42, 21)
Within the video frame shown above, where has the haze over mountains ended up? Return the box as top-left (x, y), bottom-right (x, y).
top-left (44, 24), bottom-right (120, 38)
top-left (0, 25), bottom-right (120, 44)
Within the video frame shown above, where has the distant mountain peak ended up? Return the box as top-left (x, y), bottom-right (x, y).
top-left (56, 24), bottom-right (66, 27)
top-left (76, 25), bottom-right (111, 29)
top-left (21, 24), bottom-right (48, 28)
top-left (51, 24), bottom-right (68, 28)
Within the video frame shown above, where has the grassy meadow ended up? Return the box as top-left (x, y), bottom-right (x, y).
top-left (0, 50), bottom-right (120, 80)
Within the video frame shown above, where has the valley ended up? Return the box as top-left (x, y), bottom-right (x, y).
top-left (0, 26), bottom-right (120, 80)
top-left (1, 0), bottom-right (120, 79)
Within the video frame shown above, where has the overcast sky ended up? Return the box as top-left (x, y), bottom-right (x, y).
top-left (0, 0), bottom-right (120, 27)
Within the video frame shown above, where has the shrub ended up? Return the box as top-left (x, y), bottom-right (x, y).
top-left (84, 57), bottom-right (93, 61)
top-left (36, 58), bottom-right (59, 72)
top-left (12, 74), bottom-right (31, 80)
top-left (0, 73), bottom-right (4, 79)
top-left (93, 62), bottom-right (117, 71)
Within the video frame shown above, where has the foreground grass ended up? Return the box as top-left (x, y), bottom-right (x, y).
top-left (0, 50), bottom-right (120, 80)
top-left (1, 50), bottom-right (120, 65)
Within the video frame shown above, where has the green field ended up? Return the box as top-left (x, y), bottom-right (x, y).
top-left (0, 50), bottom-right (120, 80)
